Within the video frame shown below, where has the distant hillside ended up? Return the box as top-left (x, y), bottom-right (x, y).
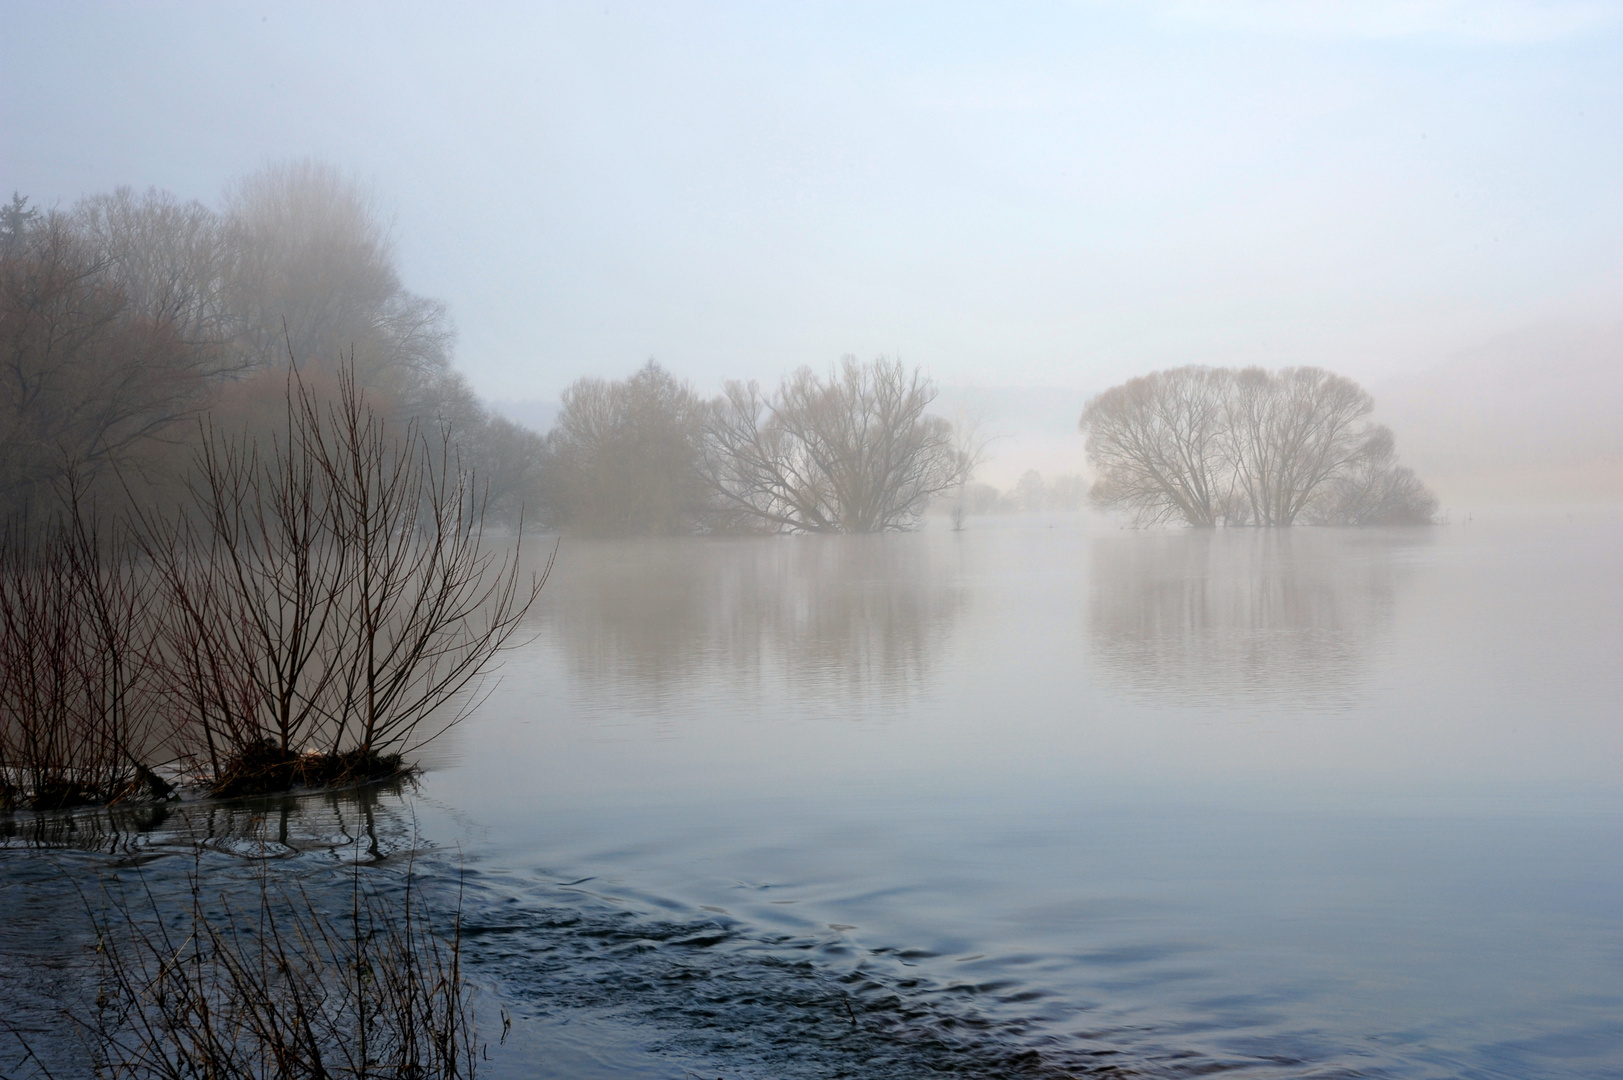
top-left (1373, 320), bottom-right (1623, 505)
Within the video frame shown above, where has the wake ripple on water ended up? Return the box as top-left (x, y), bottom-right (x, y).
top-left (448, 863), bottom-right (1373, 1080)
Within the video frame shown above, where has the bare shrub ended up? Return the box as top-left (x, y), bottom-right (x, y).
top-left (140, 362), bottom-right (548, 794)
top-left (0, 487), bottom-right (166, 810)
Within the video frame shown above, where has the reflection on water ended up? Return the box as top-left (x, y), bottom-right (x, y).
top-left (0, 778), bottom-right (422, 859)
top-left (6, 516), bottom-right (1621, 1080)
top-left (542, 534), bottom-right (965, 712)
top-left (1089, 528), bottom-right (1426, 709)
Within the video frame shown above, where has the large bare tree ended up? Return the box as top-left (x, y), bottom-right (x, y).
top-left (1079, 366), bottom-right (1234, 527)
top-left (1080, 365), bottom-right (1433, 527)
top-left (1222, 366), bottom-right (1374, 526)
top-left (704, 357), bottom-right (966, 533)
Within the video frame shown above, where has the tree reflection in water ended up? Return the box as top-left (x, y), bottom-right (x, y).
top-left (540, 535), bottom-right (966, 715)
top-left (1088, 528), bottom-right (1429, 710)
top-left (0, 777), bottom-right (419, 859)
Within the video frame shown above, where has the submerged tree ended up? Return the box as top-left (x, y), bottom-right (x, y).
top-left (539, 361), bottom-right (712, 536)
top-left (705, 357), bottom-right (966, 533)
top-left (1079, 365), bottom-right (1434, 527)
top-left (1304, 424), bottom-right (1438, 525)
top-left (1079, 366), bottom-right (1233, 527)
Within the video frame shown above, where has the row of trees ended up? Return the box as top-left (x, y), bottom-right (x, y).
top-left (1079, 366), bottom-right (1436, 527)
top-left (4, 165), bottom-right (1432, 539)
top-left (538, 357), bottom-right (971, 535)
top-left (1, 164), bottom-right (542, 526)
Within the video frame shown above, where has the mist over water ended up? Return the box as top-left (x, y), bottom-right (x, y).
top-left (406, 511), bottom-right (1622, 1077)
top-left (5, 5), bottom-right (1622, 1075)
top-left (5, 513), bottom-right (1619, 1078)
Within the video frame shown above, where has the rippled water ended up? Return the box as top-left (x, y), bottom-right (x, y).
top-left (4, 511), bottom-right (1620, 1078)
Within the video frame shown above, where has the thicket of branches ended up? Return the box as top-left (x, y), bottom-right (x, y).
top-left (1080, 365), bottom-right (1436, 527)
top-left (0, 366), bottom-right (547, 810)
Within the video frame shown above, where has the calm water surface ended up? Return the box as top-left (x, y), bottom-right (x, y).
top-left (5, 511), bottom-right (1620, 1078)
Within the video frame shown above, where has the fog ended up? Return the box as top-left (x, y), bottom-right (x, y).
top-left (5, 7), bottom-right (1623, 1079)
top-left (4, 1), bottom-right (1620, 504)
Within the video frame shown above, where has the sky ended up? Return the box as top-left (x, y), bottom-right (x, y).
top-left (3, 0), bottom-right (1621, 406)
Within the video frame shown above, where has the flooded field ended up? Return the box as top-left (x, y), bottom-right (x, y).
top-left (5, 511), bottom-right (1620, 1078)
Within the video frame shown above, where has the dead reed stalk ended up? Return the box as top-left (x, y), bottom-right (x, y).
top-left (77, 857), bottom-right (482, 1079)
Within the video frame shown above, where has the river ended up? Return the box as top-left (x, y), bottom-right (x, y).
top-left (4, 510), bottom-right (1620, 1078)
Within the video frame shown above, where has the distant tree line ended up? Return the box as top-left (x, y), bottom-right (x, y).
top-left (954, 470), bottom-right (1090, 520)
top-left (4, 165), bottom-right (1433, 539)
top-left (1079, 365), bottom-right (1436, 527)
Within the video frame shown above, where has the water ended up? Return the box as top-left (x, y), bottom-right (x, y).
top-left (4, 511), bottom-right (1620, 1078)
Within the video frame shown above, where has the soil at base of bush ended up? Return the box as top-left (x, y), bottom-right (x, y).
top-left (208, 740), bottom-right (407, 798)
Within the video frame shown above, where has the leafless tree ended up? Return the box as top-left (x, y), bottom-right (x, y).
top-left (1079, 366), bottom-right (1234, 527)
top-left (1080, 365), bottom-right (1433, 527)
top-left (73, 187), bottom-right (236, 362)
top-left (1013, 469), bottom-right (1047, 513)
top-left (219, 160), bottom-right (458, 405)
top-left (1222, 366), bottom-right (1375, 526)
top-left (704, 357), bottom-right (966, 533)
top-left (0, 482), bottom-right (164, 809)
top-left (1303, 425), bottom-right (1438, 525)
top-left (0, 213), bottom-right (219, 519)
top-left (540, 361), bottom-right (711, 536)
top-left (141, 363), bottom-right (548, 792)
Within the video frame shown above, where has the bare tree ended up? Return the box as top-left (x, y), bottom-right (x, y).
top-left (705, 357), bottom-right (966, 533)
top-left (1081, 365), bottom-right (1433, 527)
top-left (1304, 425), bottom-right (1438, 525)
top-left (1222, 366), bottom-right (1374, 526)
top-left (0, 482), bottom-right (164, 809)
top-left (540, 361), bottom-right (711, 536)
top-left (1079, 366), bottom-right (1233, 527)
top-left (142, 363), bottom-right (548, 792)
top-left (0, 212), bottom-right (218, 519)
top-left (74, 186), bottom-right (236, 361)
top-left (219, 160), bottom-right (458, 407)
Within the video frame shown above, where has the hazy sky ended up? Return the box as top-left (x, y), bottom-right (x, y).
top-left (4, 1), bottom-right (1621, 400)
